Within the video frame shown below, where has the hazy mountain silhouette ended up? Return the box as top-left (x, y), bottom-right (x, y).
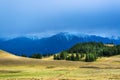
top-left (0, 32), bottom-right (120, 56)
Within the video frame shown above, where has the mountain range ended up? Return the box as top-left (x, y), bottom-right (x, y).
top-left (0, 32), bottom-right (120, 56)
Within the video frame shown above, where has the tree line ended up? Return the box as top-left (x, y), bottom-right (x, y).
top-left (21, 53), bottom-right (54, 59)
top-left (54, 51), bottom-right (84, 61)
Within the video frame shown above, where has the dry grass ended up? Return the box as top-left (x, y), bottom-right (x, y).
top-left (0, 50), bottom-right (120, 80)
top-left (0, 50), bottom-right (19, 58)
top-left (104, 44), bottom-right (114, 47)
top-left (41, 56), bottom-right (54, 61)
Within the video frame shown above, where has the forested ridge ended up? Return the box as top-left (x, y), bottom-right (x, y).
top-left (54, 42), bottom-right (120, 62)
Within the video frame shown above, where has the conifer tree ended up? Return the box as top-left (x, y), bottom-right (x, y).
top-left (60, 51), bottom-right (67, 60)
top-left (71, 54), bottom-right (75, 61)
top-left (76, 53), bottom-right (80, 61)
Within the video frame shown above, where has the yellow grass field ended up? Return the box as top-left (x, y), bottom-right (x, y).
top-left (0, 50), bottom-right (120, 80)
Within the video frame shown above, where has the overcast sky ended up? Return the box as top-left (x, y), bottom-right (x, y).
top-left (0, 0), bottom-right (120, 37)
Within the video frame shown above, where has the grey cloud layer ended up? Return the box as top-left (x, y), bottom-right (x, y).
top-left (0, 0), bottom-right (120, 37)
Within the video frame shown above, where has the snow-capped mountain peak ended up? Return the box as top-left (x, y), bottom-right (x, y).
top-left (52, 32), bottom-right (76, 41)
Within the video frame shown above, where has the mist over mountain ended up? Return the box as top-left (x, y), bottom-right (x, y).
top-left (0, 32), bottom-right (120, 56)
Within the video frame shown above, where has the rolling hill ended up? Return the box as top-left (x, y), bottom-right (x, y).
top-left (0, 49), bottom-right (120, 68)
top-left (0, 50), bottom-right (120, 80)
top-left (0, 50), bottom-right (19, 59)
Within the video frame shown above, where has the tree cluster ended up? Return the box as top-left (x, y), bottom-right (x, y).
top-left (85, 53), bottom-right (97, 62)
top-left (30, 53), bottom-right (42, 59)
top-left (21, 53), bottom-right (54, 59)
top-left (54, 51), bottom-right (84, 61)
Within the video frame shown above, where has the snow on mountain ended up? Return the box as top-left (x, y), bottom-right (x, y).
top-left (1, 32), bottom-right (119, 41)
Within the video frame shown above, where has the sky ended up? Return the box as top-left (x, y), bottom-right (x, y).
top-left (0, 0), bottom-right (120, 38)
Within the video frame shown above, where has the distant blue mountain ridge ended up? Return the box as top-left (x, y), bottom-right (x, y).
top-left (0, 32), bottom-right (120, 56)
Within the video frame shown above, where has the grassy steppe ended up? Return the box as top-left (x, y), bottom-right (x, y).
top-left (0, 50), bottom-right (120, 80)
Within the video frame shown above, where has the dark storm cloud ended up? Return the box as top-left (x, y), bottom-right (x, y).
top-left (0, 0), bottom-right (120, 37)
